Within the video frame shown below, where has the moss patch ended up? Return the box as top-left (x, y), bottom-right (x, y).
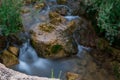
top-left (39, 23), bottom-right (55, 32)
top-left (51, 44), bottom-right (62, 54)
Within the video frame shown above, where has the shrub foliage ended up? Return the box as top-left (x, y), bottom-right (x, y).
top-left (86, 0), bottom-right (120, 43)
top-left (0, 0), bottom-right (22, 36)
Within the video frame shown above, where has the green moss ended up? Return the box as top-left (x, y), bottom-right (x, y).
top-left (51, 44), bottom-right (62, 54)
top-left (39, 23), bottom-right (55, 32)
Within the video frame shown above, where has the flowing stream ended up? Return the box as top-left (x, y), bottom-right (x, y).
top-left (11, 0), bottom-right (115, 80)
top-left (11, 39), bottom-right (90, 79)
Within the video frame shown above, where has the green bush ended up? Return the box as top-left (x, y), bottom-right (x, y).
top-left (86, 0), bottom-right (120, 43)
top-left (0, 0), bottom-right (22, 36)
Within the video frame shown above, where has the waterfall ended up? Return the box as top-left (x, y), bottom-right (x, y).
top-left (19, 40), bottom-right (39, 63)
top-left (11, 0), bottom-right (91, 79)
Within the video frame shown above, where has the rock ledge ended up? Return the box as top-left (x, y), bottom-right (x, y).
top-left (0, 63), bottom-right (59, 80)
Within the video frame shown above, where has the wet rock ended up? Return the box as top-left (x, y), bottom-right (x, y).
top-left (49, 12), bottom-right (66, 25)
top-left (57, 0), bottom-right (67, 4)
top-left (34, 2), bottom-right (45, 9)
top-left (30, 13), bottom-right (79, 58)
top-left (49, 11), bottom-right (60, 19)
top-left (8, 46), bottom-right (19, 57)
top-left (74, 18), bottom-right (96, 47)
top-left (50, 6), bottom-right (69, 16)
top-left (0, 63), bottom-right (59, 80)
top-left (66, 72), bottom-right (79, 80)
top-left (0, 50), bottom-right (19, 67)
top-left (66, 0), bottom-right (90, 15)
top-left (66, 0), bottom-right (81, 15)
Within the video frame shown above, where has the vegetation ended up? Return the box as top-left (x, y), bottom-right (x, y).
top-left (86, 0), bottom-right (120, 43)
top-left (85, 0), bottom-right (120, 79)
top-left (51, 44), bottom-right (62, 54)
top-left (0, 0), bottom-right (22, 36)
top-left (51, 69), bottom-right (62, 79)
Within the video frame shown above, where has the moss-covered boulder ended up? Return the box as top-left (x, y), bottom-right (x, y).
top-left (30, 12), bottom-right (79, 58)
top-left (0, 50), bottom-right (19, 67)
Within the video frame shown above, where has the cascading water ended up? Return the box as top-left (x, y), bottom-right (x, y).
top-left (11, 0), bottom-right (114, 80)
top-left (19, 40), bottom-right (38, 63)
top-left (11, 2), bottom-right (89, 77)
top-left (11, 38), bottom-right (89, 79)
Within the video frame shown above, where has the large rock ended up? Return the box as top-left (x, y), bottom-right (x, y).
top-left (0, 63), bottom-right (59, 80)
top-left (66, 72), bottom-right (80, 80)
top-left (0, 50), bottom-right (19, 67)
top-left (30, 12), bottom-right (78, 58)
top-left (8, 46), bottom-right (19, 57)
